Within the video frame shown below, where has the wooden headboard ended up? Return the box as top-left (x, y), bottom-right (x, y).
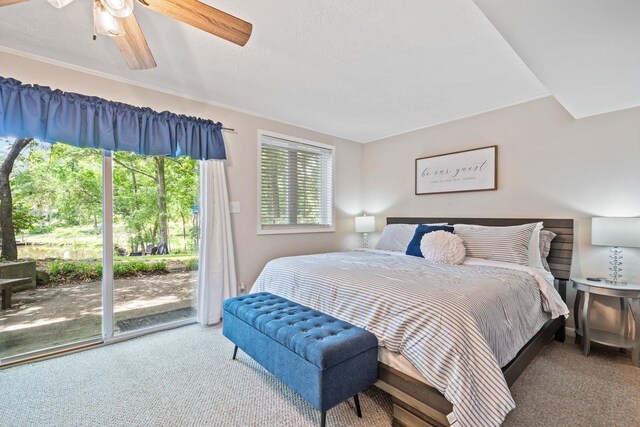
top-left (386, 217), bottom-right (574, 283)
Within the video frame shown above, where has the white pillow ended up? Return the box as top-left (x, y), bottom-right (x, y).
top-left (539, 230), bottom-right (556, 272)
top-left (528, 222), bottom-right (544, 269)
top-left (420, 231), bottom-right (466, 264)
top-left (375, 223), bottom-right (447, 252)
top-left (375, 224), bottom-right (418, 252)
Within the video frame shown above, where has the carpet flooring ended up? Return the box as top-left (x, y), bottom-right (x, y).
top-left (0, 325), bottom-right (638, 427)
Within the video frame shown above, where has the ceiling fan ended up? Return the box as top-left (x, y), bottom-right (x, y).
top-left (0, 0), bottom-right (252, 70)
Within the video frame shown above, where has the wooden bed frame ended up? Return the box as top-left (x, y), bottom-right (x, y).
top-left (375, 217), bottom-right (574, 427)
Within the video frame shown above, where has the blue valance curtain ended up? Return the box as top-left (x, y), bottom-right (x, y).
top-left (0, 76), bottom-right (226, 160)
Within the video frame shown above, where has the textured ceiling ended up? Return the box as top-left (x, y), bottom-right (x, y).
top-left (474, 0), bottom-right (640, 119)
top-left (0, 0), bottom-right (548, 142)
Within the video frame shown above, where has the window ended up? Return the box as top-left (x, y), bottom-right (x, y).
top-left (258, 131), bottom-right (334, 234)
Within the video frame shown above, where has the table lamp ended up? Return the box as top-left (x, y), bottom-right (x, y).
top-left (591, 217), bottom-right (640, 284)
top-left (355, 215), bottom-right (376, 248)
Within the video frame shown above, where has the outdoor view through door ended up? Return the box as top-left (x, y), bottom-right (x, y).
top-left (112, 151), bottom-right (199, 335)
top-left (0, 137), bottom-right (200, 362)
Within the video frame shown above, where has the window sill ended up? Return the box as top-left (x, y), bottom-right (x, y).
top-left (258, 227), bottom-right (335, 235)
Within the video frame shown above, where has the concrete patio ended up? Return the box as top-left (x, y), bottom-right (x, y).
top-left (0, 272), bottom-right (197, 359)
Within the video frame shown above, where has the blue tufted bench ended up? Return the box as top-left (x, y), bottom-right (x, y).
top-left (223, 292), bottom-right (378, 427)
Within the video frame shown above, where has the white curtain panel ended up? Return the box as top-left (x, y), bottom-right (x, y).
top-left (197, 160), bottom-right (237, 325)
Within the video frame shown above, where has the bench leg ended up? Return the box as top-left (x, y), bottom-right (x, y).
top-left (320, 411), bottom-right (326, 427)
top-left (232, 345), bottom-right (238, 360)
top-left (1, 288), bottom-right (11, 310)
top-left (353, 394), bottom-right (362, 418)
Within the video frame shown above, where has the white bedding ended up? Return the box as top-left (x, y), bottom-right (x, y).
top-left (252, 250), bottom-right (568, 427)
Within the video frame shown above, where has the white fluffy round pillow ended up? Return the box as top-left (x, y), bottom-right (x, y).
top-left (420, 230), bottom-right (466, 264)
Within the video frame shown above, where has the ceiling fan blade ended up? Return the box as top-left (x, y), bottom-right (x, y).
top-left (0, 0), bottom-right (29, 7)
top-left (138, 0), bottom-right (252, 46)
top-left (113, 12), bottom-right (157, 70)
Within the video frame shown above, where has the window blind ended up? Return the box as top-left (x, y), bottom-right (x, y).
top-left (260, 134), bottom-right (334, 232)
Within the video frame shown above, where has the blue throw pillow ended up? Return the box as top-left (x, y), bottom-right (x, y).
top-left (405, 224), bottom-right (454, 257)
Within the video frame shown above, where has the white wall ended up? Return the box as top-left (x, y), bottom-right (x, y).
top-left (4, 51), bottom-right (639, 333)
top-left (363, 96), bottom-right (640, 331)
top-left (0, 51), bottom-right (363, 290)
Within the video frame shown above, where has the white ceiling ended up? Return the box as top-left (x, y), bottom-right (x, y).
top-left (2, 2), bottom-right (638, 142)
top-left (0, 0), bottom-right (549, 142)
top-left (474, 0), bottom-right (640, 119)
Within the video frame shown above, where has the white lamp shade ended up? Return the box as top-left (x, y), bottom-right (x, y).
top-left (101, 0), bottom-right (134, 18)
top-left (94, 0), bottom-right (125, 37)
top-left (355, 215), bottom-right (376, 233)
top-left (592, 217), bottom-right (640, 248)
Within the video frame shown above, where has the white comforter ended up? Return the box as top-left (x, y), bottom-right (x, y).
top-left (251, 250), bottom-right (568, 427)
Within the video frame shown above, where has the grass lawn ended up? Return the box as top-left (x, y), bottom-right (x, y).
top-left (20, 223), bottom-right (197, 260)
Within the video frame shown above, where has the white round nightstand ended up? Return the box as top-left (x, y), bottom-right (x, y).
top-left (572, 277), bottom-right (640, 367)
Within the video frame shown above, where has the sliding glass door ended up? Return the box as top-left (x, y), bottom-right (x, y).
top-left (110, 152), bottom-right (199, 336)
top-left (0, 140), bottom-right (104, 360)
top-left (0, 141), bottom-right (198, 363)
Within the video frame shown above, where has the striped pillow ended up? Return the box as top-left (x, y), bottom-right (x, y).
top-left (539, 230), bottom-right (556, 272)
top-left (453, 223), bottom-right (537, 265)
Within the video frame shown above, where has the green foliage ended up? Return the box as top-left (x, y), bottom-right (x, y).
top-left (185, 257), bottom-right (199, 271)
top-left (113, 260), bottom-right (169, 277)
top-left (49, 259), bottom-right (169, 283)
top-left (0, 202), bottom-right (40, 245)
top-left (11, 203), bottom-right (41, 233)
top-left (49, 260), bottom-right (102, 282)
top-left (28, 224), bottom-right (57, 235)
top-left (113, 151), bottom-right (159, 251)
top-left (7, 140), bottom-right (200, 259)
top-left (12, 142), bottom-right (102, 228)
top-left (112, 151), bottom-right (199, 253)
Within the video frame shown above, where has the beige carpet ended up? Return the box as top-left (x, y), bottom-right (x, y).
top-left (504, 337), bottom-right (640, 426)
top-left (0, 325), bottom-right (638, 426)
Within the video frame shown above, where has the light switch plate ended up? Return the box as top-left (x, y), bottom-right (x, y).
top-left (230, 201), bottom-right (240, 214)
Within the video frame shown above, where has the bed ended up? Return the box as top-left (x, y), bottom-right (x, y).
top-left (252, 217), bottom-right (574, 427)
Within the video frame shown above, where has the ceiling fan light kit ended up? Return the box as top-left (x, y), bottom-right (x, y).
top-left (2, 0), bottom-right (253, 70)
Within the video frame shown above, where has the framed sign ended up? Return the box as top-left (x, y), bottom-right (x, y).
top-left (415, 145), bottom-right (497, 195)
